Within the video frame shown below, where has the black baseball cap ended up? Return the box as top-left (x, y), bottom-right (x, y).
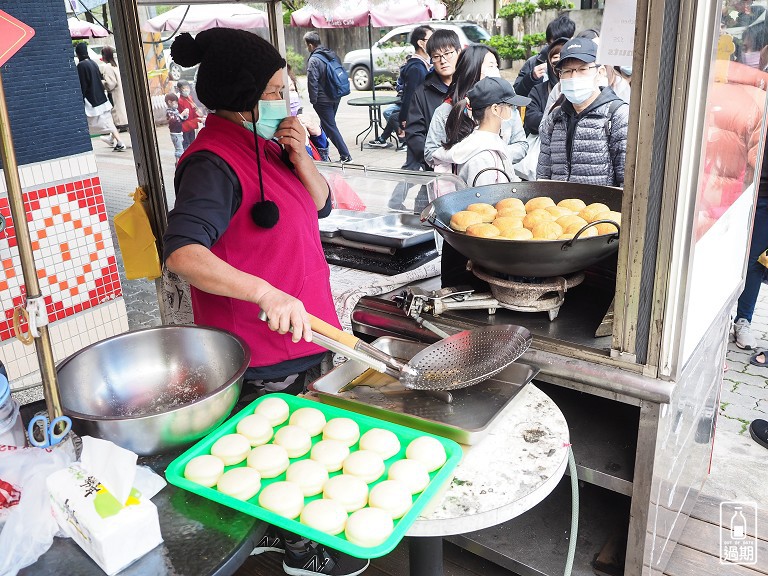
top-left (556, 37), bottom-right (598, 68)
top-left (466, 77), bottom-right (531, 109)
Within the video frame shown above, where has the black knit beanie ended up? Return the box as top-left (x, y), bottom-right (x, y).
top-left (171, 29), bottom-right (286, 112)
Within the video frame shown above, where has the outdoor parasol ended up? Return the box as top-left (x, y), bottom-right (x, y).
top-left (67, 16), bottom-right (109, 39)
top-left (141, 4), bottom-right (269, 33)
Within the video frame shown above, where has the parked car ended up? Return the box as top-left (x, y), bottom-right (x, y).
top-left (163, 39), bottom-right (198, 81)
top-left (342, 21), bottom-right (491, 91)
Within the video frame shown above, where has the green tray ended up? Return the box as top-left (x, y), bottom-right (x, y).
top-left (165, 393), bottom-right (462, 559)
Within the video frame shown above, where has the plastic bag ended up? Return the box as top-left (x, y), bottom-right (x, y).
top-left (114, 187), bottom-right (162, 280)
top-left (514, 133), bottom-right (541, 182)
top-left (0, 441), bottom-right (76, 576)
top-left (327, 174), bottom-right (366, 211)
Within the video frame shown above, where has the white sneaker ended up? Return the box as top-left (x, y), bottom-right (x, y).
top-left (733, 318), bottom-right (756, 349)
top-left (99, 135), bottom-right (115, 146)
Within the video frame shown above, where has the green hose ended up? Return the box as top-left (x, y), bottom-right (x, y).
top-left (564, 446), bottom-right (579, 576)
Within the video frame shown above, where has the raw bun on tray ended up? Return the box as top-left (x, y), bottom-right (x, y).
top-left (359, 428), bottom-right (401, 460)
top-left (525, 196), bottom-right (555, 212)
top-left (532, 221), bottom-right (563, 240)
top-left (184, 454), bottom-right (225, 487)
top-left (236, 414), bottom-right (273, 446)
top-left (247, 443), bottom-right (290, 478)
top-left (289, 407), bottom-right (327, 436)
top-left (217, 467), bottom-right (261, 500)
top-left (495, 197), bottom-right (525, 212)
top-left (500, 227), bottom-right (534, 241)
top-left (342, 449), bottom-right (386, 484)
top-left (406, 436), bottom-right (447, 472)
top-left (300, 499), bottom-right (348, 535)
top-left (286, 459), bottom-right (329, 496)
top-left (578, 203), bottom-right (611, 223)
top-left (310, 439), bottom-right (350, 472)
top-left (254, 396), bottom-right (290, 426)
top-left (322, 417), bottom-right (361, 447)
top-left (465, 223), bottom-right (500, 238)
top-left (387, 458), bottom-right (431, 494)
top-left (210, 433), bottom-right (251, 466)
top-left (557, 198), bottom-right (587, 212)
top-left (258, 481), bottom-right (305, 519)
top-left (345, 507), bottom-right (395, 548)
top-left (273, 425), bottom-right (312, 458)
top-left (369, 480), bottom-right (413, 519)
top-left (466, 203), bottom-right (497, 222)
top-left (449, 210), bottom-right (483, 231)
top-left (323, 474), bottom-right (369, 512)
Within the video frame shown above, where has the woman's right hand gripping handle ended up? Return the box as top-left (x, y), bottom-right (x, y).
top-left (256, 288), bottom-right (312, 343)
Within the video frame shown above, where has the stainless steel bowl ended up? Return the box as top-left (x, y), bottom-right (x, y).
top-left (57, 325), bottom-right (250, 455)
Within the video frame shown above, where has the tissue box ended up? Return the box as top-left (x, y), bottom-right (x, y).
top-left (47, 464), bottom-right (163, 575)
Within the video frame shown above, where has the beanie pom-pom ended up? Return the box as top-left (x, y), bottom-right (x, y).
top-left (251, 200), bottom-right (280, 228)
top-left (171, 33), bottom-right (203, 67)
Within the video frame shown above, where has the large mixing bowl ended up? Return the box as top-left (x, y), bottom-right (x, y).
top-left (57, 325), bottom-right (250, 455)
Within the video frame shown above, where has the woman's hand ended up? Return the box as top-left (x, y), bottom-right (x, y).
top-left (274, 116), bottom-right (310, 165)
top-left (256, 287), bottom-right (312, 343)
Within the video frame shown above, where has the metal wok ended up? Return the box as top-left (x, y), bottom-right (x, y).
top-left (421, 181), bottom-right (622, 277)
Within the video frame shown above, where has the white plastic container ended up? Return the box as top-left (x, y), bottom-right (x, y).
top-left (0, 374), bottom-right (27, 447)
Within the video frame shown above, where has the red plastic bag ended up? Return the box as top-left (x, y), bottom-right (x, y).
top-left (327, 174), bottom-right (366, 211)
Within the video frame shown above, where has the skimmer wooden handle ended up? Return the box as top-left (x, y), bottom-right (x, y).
top-left (309, 315), bottom-right (360, 350)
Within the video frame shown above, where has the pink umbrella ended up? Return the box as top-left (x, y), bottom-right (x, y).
top-left (291, 1), bottom-right (446, 98)
top-left (68, 17), bottom-right (109, 39)
top-left (142, 4), bottom-right (269, 33)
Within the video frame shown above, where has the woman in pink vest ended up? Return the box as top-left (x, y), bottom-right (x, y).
top-left (163, 29), bottom-right (368, 576)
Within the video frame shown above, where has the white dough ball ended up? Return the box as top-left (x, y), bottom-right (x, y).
top-left (236, 414), bottom-right (273, 446)
top-left (216, 467), bottom-right (261, 500)
top-left (310, 440), bottom-right (350, 472)
top-left (300, 499), bottom-right (348, 535)
top-left (258, 481), bottom-right (304, 519)
top-left (345, 507), bottom-right (394, 548)
top-left (254, 396), bottom-right (290, 426)
top-left (247, 443), bottom-right (290, 478)
top-left (359, 428), bottom-right (401, 460)
top-left (387, 458), bottom-right (431, 494)
top-left (405, 436), bottom-right (447, 472)
top-left (210, 433), bottom-right (251, 466)
top-left (184, 455), bottom-right (224, 487)
top-left (289, 407), bottom-right (327, 436)
top-left (342, 450), bottom-right (385, 484)
top-left (273, 425), bottom-right (312, 458)
top-left (322, 417), bottom-right (360, 447)
top-left (285, 459), bottom-right (329, 497)
top-left (322, 474), bottom-right (369, 512)
top-left (368, 480), bottom-right (413, 519)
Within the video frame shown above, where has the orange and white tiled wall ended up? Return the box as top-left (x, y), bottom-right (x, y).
top-left (0, 152), bottom-right (128, 390)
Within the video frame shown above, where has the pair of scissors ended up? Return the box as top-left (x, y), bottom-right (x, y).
top-left (27, 414), bottom-right (72, 448)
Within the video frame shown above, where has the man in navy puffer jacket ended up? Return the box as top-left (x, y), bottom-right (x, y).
top-left (537, 38), bottom-right (628, 187)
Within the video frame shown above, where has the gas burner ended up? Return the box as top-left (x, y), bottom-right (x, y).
top-left (470, 263), bottom-right (584, 321)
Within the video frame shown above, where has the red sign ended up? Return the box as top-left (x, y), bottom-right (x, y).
top-left (0, 10), bottom-right (35, 67)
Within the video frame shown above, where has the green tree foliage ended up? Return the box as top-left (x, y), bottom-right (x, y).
top-left (484, 33), bottom-right (547, 61)
top-left (285, 47), bottom-right (306, 74)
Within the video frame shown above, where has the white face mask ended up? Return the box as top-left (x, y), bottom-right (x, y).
top-left (743, 51), bottom-right (761, 68)
top-left (492, 105), bottom-right (513, 122)
top-left (560, 76), bottom-right (597, 105)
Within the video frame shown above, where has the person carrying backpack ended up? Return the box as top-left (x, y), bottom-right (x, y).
top-left (305, 31), bottom-right (352, 162)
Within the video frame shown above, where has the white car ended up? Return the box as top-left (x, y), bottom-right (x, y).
top-left (342, 21), bottom-right (491, 91)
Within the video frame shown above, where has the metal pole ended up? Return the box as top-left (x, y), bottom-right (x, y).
top-left (368, 14), bottom-right (375, 100)
top-left (0, 70), bottom-right (62, 419)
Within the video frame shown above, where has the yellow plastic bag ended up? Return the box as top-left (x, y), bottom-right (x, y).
top-left (114, 187), bottom-right (161, 280)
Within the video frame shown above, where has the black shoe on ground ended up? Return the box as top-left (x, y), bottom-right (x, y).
top-left (283, 541), bottom-right (369, 576)
top-left (339, 155), bottom-right (353, 163)
top-left (251, 526), bottom-right (285, 555)
top-left (749, 419), bottom-right (768, 449)
top-left (367, 139), bottom-right (391, 149)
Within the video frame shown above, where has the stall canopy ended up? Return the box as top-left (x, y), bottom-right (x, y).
top-left (141, 3), bottom-right (269, 33)
top-left (68, 16), bottom-right (109, 39)
top-left (291, 0), bottom-right (446, 98)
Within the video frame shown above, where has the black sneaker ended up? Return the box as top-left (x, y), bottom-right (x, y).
top-left (749, 419), bottom-right (768, 449)
top-left (367, 139), bottom-right (390, 149)
top-left (283, 541), bottom-right (369, 576)
top-left (339, 155), bottom-right (353, 163)
top-left (113, 143), bottom-right (127, 152)
top-left (251, 527), bottom-right (285, 555)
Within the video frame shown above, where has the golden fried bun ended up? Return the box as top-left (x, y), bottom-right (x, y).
top-left (523, 209), bottom-right (554, 230)
top-left (557, 198), bottom-right (587, 212)
top-left (465, 223), bottom-right (500, 238)
top-left (496, 206), bottom-right (527, 218)
top-left (500, 227), bottom-right (534, 240)
top-left (466, 203), bottom-right (497, 222)
top-left (531, 221), bottom-right (563, 240)
top-left (544, 206), bottom-right (573, 219)
top-left (594, 210), bottom-right (622, 235)
top-left (579, 203), bottom-right (611, 223)
top-left (565, 224), bottom-right (598, 238)
top-left (449, 210), bottom-right (483, 232)
top-left (594, 222), bottom-right (620, 235)
top-left (492, 217), bottom-right (524, 234)
top-left (495, 197), bottom-right (525, 212)
top-left (556, 215), bottom-right (588, 231)
top-left (525, 196), bottom-right (555, 212)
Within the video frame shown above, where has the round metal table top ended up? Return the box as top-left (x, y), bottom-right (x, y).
top-left (347, 95), bottom-right (400, 107)
top-left (407, 384), bottom-right (570, 537)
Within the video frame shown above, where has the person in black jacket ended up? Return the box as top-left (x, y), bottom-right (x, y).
top-left (304, 31), bottom-right (352, 162)
top-left (513, 14), bottom-right (575, 98)
top-left (523, 36), bottom-right (568, 135)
